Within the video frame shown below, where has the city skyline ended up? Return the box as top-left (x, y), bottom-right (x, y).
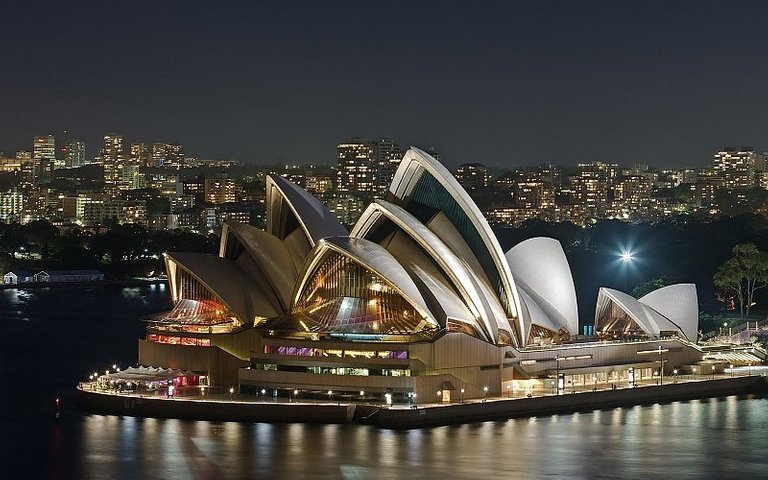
top-left (4, 1), bottom-right (768, 168)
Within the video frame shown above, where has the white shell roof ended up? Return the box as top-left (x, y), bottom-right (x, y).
top-left (639, 284), bottom-right (698, 340)
top-left (266, 175), bottom-right (347, 246)
top-left (352, 200), bottom-right (509, 344)
top-left (292, 236), bottom-right (439, 328)
top-left (518, 288), bottom-right (561, 336)
top-left (505, 237), bottom-right (579, 336)
top-left (220, 221), bottom-right (298, 312)
top-left (596, 286), bottom-right (696, 340)
top-left (389, 146), bottom-right (524, 336)
top-left (404, 262), bottom-right (476, 327)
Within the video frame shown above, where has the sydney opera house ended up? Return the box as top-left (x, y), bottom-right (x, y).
top-left (140, 147), bottom-right (703, 402)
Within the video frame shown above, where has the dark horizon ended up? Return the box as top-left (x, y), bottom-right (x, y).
top-left (4, 1), bottom-right (768, 168)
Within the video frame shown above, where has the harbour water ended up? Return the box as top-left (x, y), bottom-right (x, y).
top-left (2, 286), bottom-right (767, 479)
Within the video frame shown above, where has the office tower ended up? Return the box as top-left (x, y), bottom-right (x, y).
top-left (570, 161), bottom-right (619, 218)
top-left (336, 138), bottom-right (376, 194)
top-left (204, 174), bottom-right (239, 204)
top-left (102, 134), bottom-right (125, 196)
top-left (372, 138), bottom-right (403, 196)
top-left (455, 163), bottom-right (490, 190)
top-left (33, 135), bottom-right (56, 184)
top-left (336, 138), bottom-right (408, 197)
top-left (61, 139), bottom-right (86, 168)
top-left (153, 142), bottom-right (184, 168)
top-left (166, 143), bottom-right (185, 169)
top-left (152, 142), bottom-right (168, 167)
top-left (612, 175), bottom-right (652, 217)
top-left (0, 188), bottom-right (24, 222)
top-left (130, 143), bottom-right (149, 166)
top-left (713, 148), bottom-right (757, 189)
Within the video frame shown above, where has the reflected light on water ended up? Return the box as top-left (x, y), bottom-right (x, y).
top-left (7, 287), bottom-right (768, 478)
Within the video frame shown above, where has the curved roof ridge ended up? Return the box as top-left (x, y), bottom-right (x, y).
top-left (639, 283), bottom-right (698, 340)
top-left (505, 237), bottom-right (578, 335)
top-left (518, 288), bottom-right (560, 335)
top-left (220, 221), bottom-right (298, 312)
top-left (388, 146), bottom-right (524, 337)
top-left (266, 175), bottom-right (347, 246)
top-left (351, 200), bottom-right (509, 344)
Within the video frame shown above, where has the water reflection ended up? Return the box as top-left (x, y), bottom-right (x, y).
top-left (45, 395), bottom-right (766, 479)
top-left (5, 287), bottom-right (768, 478)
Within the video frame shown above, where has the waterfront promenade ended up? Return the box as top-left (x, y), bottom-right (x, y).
top-left (76, 371), bottom-right (768, 429)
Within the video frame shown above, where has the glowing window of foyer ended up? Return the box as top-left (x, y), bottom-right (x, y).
top-left (293, 250), bottom-right (430, 335)
top-left (595, 301), bottom-right (649, 340)
top-left (147, 333), bottom-right (211, 346)
top-left (164, 268), bottom-right (240, 327)
top-left (263, 345), bottom-right (408, 359)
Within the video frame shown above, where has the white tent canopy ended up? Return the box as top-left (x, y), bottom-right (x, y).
top-left (102, 366), bottom-right (196, 382)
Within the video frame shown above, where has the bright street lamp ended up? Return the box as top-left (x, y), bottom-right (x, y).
top-left (620, 251), bottom-right (634, 291)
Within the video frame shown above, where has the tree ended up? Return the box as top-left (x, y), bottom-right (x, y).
top-left (713, 244), bottom-right (768, 317)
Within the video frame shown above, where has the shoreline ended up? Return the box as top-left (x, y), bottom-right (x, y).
top-left (75, 375), bottom-right (768, 429)
top-left (0, 278), bottom-right (167, 290)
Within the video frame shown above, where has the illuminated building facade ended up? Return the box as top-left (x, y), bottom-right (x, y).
top-left (713, 148), bottom-right (757, 189)
top-left (139, 147), bottom-right (703, 399)
top-left (102, 134), bottom-right (125, 197)
top-left (336, 139), bottom-right (376, 194)
top-left (204, 175), bottom-right (240, 204)
top-left (61, 139), bottom-right (86, 168)
top-left (455, 163), bottom-right (490, 190)
top-left (33, 135), bottom-right (56, 184)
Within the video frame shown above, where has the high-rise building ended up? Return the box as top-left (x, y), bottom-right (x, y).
top-left (336, 139), bottom-right (376, 194)
top-left (539, 163), bottom-right (563, 188)
top-left (0, 188), bottom-right (23, 222)
top-left (713, 148), bottom-right (756, 189)
top-left (305, 174), bottom-right (333, 194)
top-left (612, 175), bottom-right (652, 218)
top-left (33, 135), bottom-right (56, 184)
top-left (204, 174), bottom-right (239, 204)
top-left (514, 180), bottom-right (555, 210)
top-left (102, 134), bottom-right (123, 163)
top-left (130, 143), bottom-right (149, 166)
top-left (102, 134), bottom-right (125, 197)
top-left (152, 142), bottom-right (184, 168)
top-left (455, 163), bottom-right (490, 190)
top-left (166, 143), bottom-right (185, 169)
top-left (61, 139), bottom-right (86, 168)
top-left (570, 161), bottom-right (619, 218)
top-left (152, 142), bottom-right (169, 167)
top-left (336, 138), bottom-right (404, 196)
top-left (372, 138), bottom-right (402, 196)
top-left (120, 164), bottom-right (146, 190)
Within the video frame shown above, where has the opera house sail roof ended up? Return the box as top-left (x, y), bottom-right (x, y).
top-left (160, 147), bottom-right (601, 347)
top-left (594, 284), bottom-right (699, 341)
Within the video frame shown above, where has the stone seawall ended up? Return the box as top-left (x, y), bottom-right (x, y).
top-left (76, 376), bottom-right (767, 428)
top-left (372, 376), bottom-right (768, 429)
top-left (76, 389), bottom-right (354, 424)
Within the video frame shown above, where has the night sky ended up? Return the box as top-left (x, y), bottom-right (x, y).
top-left (3, 1), bottom-right (768, 168)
